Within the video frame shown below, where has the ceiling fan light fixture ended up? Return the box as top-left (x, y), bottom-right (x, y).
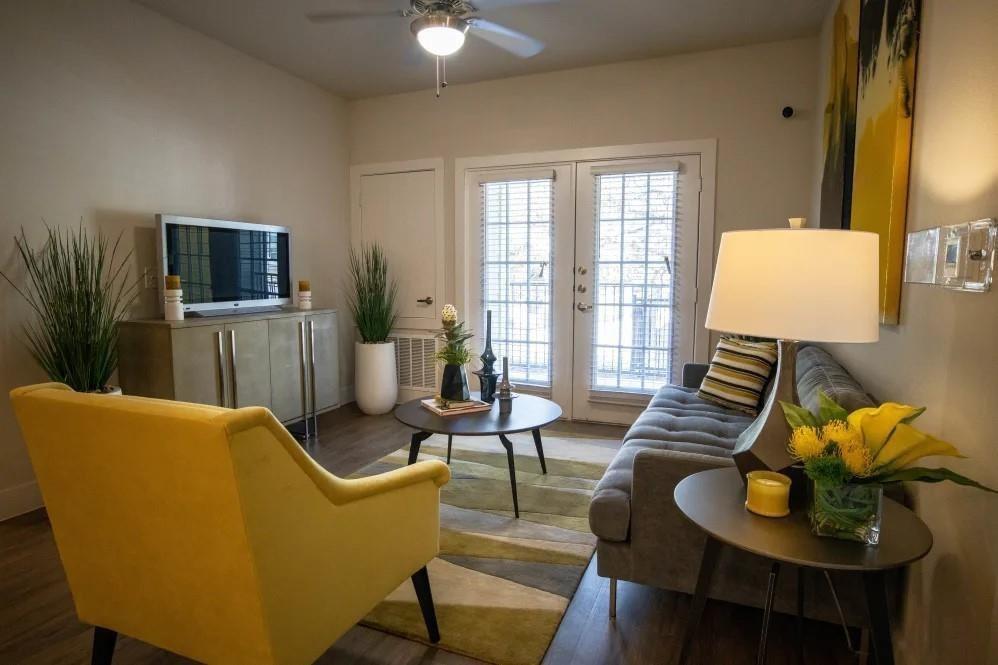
top-left (411, 15), bottom-right (469, 57)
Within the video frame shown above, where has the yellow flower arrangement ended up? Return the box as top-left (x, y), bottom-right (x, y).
top-left (788, 426), bottom-right (824, 460)
top-left (780, 393), bottom-right (994, 491)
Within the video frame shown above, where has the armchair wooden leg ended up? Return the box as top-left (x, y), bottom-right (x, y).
top-left (411, 566), bottom-right (441, 644)
top-left (609, 578), bottom-right (617, 620)
top-left (91, 627), bottom-right (117, 665)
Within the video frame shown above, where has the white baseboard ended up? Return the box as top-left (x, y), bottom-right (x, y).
top-left (0, 480), bottom-right (43, 522)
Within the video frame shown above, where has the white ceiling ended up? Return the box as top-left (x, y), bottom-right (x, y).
top-left (136, 0), bottom-right (831, 99)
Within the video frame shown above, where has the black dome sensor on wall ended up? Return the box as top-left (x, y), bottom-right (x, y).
top-left (782, 106), bottom-right (795, 118)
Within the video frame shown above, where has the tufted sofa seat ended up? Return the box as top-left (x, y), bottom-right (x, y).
top-left (589, 388), bottom-right (754, 543)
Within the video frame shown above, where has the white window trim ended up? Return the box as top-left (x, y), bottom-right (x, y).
top-left (454, 140), bottom-right (718, 365)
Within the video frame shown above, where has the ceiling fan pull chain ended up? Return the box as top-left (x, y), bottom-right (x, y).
top-left (435, 55), bottom-right (441, 98)
top-left (442, 56), bottom-right (448, 89)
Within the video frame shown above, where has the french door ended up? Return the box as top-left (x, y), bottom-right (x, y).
top-left (468, 154), bottom-right (702, 424)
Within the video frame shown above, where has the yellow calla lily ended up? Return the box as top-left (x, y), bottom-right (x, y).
top-left (871, 422), bottom-right (964, 472)
top-left (847, 402), bottom-right (925, 456)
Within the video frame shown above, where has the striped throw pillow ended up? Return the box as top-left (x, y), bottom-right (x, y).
top-left (697, 337), bottom-right (778, 415)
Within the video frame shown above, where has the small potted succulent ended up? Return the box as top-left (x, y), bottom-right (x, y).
top-left (435, 304), bottom-right (473, 401)
top-left (782, 394), bottom-right (995, 544)
top-left (1, 225), bottom-right (137, 394)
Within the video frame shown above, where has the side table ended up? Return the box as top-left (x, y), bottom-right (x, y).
top-left (674, 468), bottom-right (932, 665)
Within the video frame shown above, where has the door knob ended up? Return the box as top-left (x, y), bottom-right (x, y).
top-left (577, 302), bottom-right (593, 312)
top-left (417, 296), bottom-right (434, 305)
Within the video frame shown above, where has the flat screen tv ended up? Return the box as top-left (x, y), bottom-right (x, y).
top-left (157, 214), bottom-right (292, 315)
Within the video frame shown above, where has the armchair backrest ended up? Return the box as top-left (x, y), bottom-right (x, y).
top-left (10, 384), bottom-right (279, 664)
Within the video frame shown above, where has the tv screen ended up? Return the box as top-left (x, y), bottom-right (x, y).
top-left (159, 216), bottom-right (291, 311)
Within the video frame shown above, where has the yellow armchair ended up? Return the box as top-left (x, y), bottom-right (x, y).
top-left (10, 383), bottom-right (450, 665)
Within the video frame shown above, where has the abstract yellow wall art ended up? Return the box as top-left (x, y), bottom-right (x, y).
top-left (819, 0), bottom-right (860, 230)
top-left (850, 0), bottom-right (921, 324)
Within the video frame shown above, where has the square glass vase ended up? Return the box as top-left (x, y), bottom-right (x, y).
top-left (808, 481), bottom-right (883, 545)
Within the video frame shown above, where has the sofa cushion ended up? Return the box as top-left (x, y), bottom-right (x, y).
top-left (589, 385), bottom-right (754, 542)
top-left (697, 337), bottom-right (778, 415)
top-left (796, 345), bottom-right (876, 414)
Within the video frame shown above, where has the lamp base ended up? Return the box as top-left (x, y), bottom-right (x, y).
top-left (732, 339), bottom-right (799, 480)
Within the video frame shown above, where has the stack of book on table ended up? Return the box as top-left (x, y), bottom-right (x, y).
top-left (420, 398), bottom-right (492, 416)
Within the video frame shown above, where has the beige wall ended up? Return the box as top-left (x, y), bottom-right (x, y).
top-left (349, 37), bottom-right (819, 307)
top-left (813, 1), bottom-right (998, 662)
top-left (0, 1), bottom-right (350, 519)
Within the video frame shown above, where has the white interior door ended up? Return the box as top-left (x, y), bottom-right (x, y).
top-left (356, 167), bottom-right (443, 329)
top-left (572, 156), bottom-right (702, 423)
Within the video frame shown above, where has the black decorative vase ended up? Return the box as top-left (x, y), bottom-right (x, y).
top-left (474, 310), bottom-right (500, 403)
top-left (441, 364), bottom-right (471, 401)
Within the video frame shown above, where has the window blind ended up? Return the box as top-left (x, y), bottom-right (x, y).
top-left (590, 168), bottom-right (680, 393)
top-left (479, 174), bottom-right (555, 386)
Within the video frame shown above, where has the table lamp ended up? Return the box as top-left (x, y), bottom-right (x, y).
top-left (705, 229), bottom-right (880, 477)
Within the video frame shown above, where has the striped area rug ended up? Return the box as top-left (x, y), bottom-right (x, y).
top-left (352, 430), bottom-right (617, 665)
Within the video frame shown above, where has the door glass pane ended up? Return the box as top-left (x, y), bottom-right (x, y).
top-left (591, 171), bottom-right (678, 393)
top-left (481, 178), bottom-right (553, 386)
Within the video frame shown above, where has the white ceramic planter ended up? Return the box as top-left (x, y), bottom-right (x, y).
top-left (354, 340), bottom-right (398, 415)
top-left (89, 386), bottom-right (123, 396)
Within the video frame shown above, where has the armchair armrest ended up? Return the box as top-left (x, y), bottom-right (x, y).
top-left (682, 363), bottom-right (710, 389)
top-left (218, 406), bottom-right (451, 507)
top-left (327, 460), bottom-right (451, 505)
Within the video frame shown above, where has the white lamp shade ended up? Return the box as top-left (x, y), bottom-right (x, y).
top-left (705, 229), bottom-right (880, 343)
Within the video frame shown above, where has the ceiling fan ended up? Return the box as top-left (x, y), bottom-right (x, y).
top-left (306, 0), bottom-right (556, 60)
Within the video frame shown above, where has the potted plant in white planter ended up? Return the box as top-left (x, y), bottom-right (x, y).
top-left (1, 225), bottom-right (137, 393)
top-left (347, 244), bottom-right (399, 415)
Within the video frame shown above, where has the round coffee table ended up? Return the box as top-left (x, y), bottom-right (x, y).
top-left (394, 393), bottom-right (562, 518)
top-left (674, 467), bottom-right (932, 665)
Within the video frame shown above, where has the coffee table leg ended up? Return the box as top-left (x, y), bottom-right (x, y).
top-left (677, 536), bottom-right (722, 665)
top-left (758, 561), bottom-right (781, 665)
top-left (446, 435), bottom-right (453, 465)
top-left (407, 431), bottom-right (432, 465)
top-left (497, 434), bottom-right (520, 518)
top-left (864, 571), bottom-right (893, 665)
top-left (531, 428), bottom-right (548, 474)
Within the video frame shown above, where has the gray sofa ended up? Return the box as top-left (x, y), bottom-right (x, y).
top-left (588, 345), bottom-right (885, 625)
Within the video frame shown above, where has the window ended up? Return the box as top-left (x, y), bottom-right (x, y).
top-left (591, 170), bottom-right (679, 393)
top-left (480, 177), bottom-right (554, 386)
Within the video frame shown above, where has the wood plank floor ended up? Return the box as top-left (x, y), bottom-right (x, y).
top-left (0, 404), bottom-right (857, 664)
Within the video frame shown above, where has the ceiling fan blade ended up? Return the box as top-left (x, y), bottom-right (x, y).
top-left (467, 18), bottom-right (544, 58)
top-left (470, 0), bottom-right (559, 9)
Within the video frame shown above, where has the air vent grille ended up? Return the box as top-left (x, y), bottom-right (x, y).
top-left (390, 334), bottom-right (438, 390)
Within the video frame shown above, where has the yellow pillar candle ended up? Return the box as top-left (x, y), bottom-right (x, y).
top-left (164, 274), bottom-right (181, 290)
top-left (745, 471), bottom-right (791, 517)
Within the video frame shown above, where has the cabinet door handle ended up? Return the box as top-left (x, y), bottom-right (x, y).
top-left (308, 320), bottom-right (317, 430)
top-left (228, 329), bottom-right (238, 408)
top-left (416, 296), bottom-right (434, 305)
top-left (298, 320), bottom-right (310, 439)
top-left (215, 331), bottom-right (226, 407)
